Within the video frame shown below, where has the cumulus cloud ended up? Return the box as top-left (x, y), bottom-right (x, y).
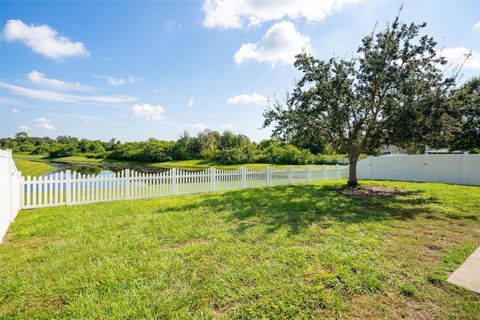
top-left (12, 108), bottom-right (19, 114)
top-left (227, 93), bottom-right (268, 105)
top-left (234, 21), bottom-right (311, 66)
top-left (187, 98), bottom-right (194, 107)
top-left (439, 47), bottom-right (480, 69)
top-left (0, 82), bottom-right (137, 104)
top-left (2, 19), bottom-right (88, 59)
top-left (33, 117), bottom-right (55, 130)
top-left (202, 0), bottom-right (360, 28)
top-left (130, 104), bottom-right (166, 121)
top-left (473, 22), bottom-right (480, 30)
top-left (94, 75), bottom-right (137, 86)
top-left (27, 71), bottom-right (93, 91)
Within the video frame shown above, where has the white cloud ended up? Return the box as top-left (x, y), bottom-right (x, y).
top-left (94, 75), bottom-right (137, 86)
top-left (2, 19), bottom-right (88, 59)
top-left (202, 0), bottom-right (360, 28)
top-left (33, 117), bottom-right (55, 130)
top-left (473, 22), bottom-right (480, 30)
top-left (189, 123), bottom-right (209, 132)
top-left (439, 47), bottom-right (480, 69)
top-left (12, 108), bottom-right (19, 114)
top-left (0, 82), bottom-right (137, 104)
top-left (234, 21), bottom-right (311, 66)
top-left (187, 98), bottom-right (194, 107)
top-left (130, 104), bottom-right (166, 121)
top-left (221, 123), bottom-right (234, 131)
top-left (18, 125), bottom-right (30, 130)
top-left (227, 93), bottom-right (268, 105)
top-left (27, 70), bottom-right (93, 91)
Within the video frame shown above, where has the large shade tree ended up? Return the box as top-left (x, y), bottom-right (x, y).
top-left (449, 77), bottom-right (480, 152)
top-left (263, 14), bottom-right (458, 186)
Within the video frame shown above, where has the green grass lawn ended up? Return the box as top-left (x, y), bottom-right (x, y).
top-left (13, 158), bottom-right (54, 177)
top-left (1, 180), bottom-right (479, 319)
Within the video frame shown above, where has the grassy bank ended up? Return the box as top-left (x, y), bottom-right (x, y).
top-left (12, 158), bottom-right (53, 176)
top-left (1, 181), bottom-right (479, 319)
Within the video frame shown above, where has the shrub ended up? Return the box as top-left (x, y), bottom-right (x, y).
top-left (49, 143), bottom-right (80, 158)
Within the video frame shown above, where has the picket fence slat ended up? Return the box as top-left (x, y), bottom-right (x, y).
top-left (20, 165), bottom-right (348, 209)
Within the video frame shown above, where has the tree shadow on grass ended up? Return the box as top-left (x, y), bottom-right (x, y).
top-left (155, 184), bottom-right (436, 235)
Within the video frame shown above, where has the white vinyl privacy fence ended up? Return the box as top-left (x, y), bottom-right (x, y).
top-left (357, 154), bottom-right (480, 186)
top-left (0, 150), bottom-right (22, 242)
top-left (21, 165), bottom-right (348, 209)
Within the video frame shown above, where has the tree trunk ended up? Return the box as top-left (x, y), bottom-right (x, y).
top-left (348, 153), bottom-right (360, 187)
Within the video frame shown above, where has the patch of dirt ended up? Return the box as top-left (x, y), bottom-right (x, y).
top-left (340, 185), bottom-right (409, 198)
top-left (51, 296), bottom-right (67, 310)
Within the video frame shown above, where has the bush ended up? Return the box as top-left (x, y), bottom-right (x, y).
top-left (49, 143), bottom-right (80, 158)
top-left (214, 144), bottom-right (257, 164)
top-left (14, 142), bottom-right (36, 153)
top-left (32, 143), bottom-right (57, 155)
top-left (258, 143), bottom-right (314, 165)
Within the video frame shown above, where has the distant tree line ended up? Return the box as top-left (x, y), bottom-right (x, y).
top-left (0, 130), bottom-right (354, 165)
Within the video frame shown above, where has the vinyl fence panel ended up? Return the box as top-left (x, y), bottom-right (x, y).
top-left (357, 154), bottom-right (480, 186)
top-left (0, 150), bottom-right (22, 243)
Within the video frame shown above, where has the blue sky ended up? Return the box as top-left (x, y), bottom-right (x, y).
top-left (1, 0), bottom-right (479, 142)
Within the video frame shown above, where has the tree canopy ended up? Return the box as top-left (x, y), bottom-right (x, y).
top-left (264, 13), bottom-right (460, 186)
top-left (449, 77), bottom-right (480, 152)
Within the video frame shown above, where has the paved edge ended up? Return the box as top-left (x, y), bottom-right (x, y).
top-left (447, 246), bottom-right (480, 293)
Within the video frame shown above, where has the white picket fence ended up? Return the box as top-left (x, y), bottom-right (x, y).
top-left (21, 165), bottom-right (348, 209)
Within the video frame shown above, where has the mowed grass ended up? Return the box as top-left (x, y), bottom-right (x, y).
top-left (1, 181), bottom-right (479, 319)
top-left (13, 158), bottom-right (53, 177)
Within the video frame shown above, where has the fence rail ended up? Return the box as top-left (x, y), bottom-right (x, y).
top-left (21, 165), bottom-right (348, 209)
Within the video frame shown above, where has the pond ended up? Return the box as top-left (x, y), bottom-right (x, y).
top-left (44, 161), bottom-right (169, 176)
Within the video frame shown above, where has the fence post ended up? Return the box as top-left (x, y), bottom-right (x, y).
top-left (462, 153), bottom-right (467, 185)
top-left (66, 170), bottom-right (71, 205)
top-left (369, 156), bottom-right (373, 180)
top-left (267, 166), bottom-right (272, 187)
top-left (335, 164), bottom-right (340, 179)
top-left (125, 169), bottom-right (130, 199)
top-left (171, 168), bottom-right (177, 195)
top-left (210, 167), bottom-right (216, 192)
top-left (306, 165), bottom-right (311, 183)
top-left (323, 165), bottom-right (327, 180)
top-left (241, 167), bottom-right (247, 189)
top-left (423, 154), bottom-right (428, 182)
top-left (288, 166), bottom-right (293, 184)
top-left (18, 172), bottom-right (23, 210)
top-left (393, 156), bottom-right (398, 181)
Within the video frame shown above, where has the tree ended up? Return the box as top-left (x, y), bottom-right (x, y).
top-left (449, 77), bottom-right (480, 152)
top-left (263, 13), bottom-right (457, 186)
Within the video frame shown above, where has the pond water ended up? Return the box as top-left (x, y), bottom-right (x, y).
top-left (44, 161), bottom-right (168, 176)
